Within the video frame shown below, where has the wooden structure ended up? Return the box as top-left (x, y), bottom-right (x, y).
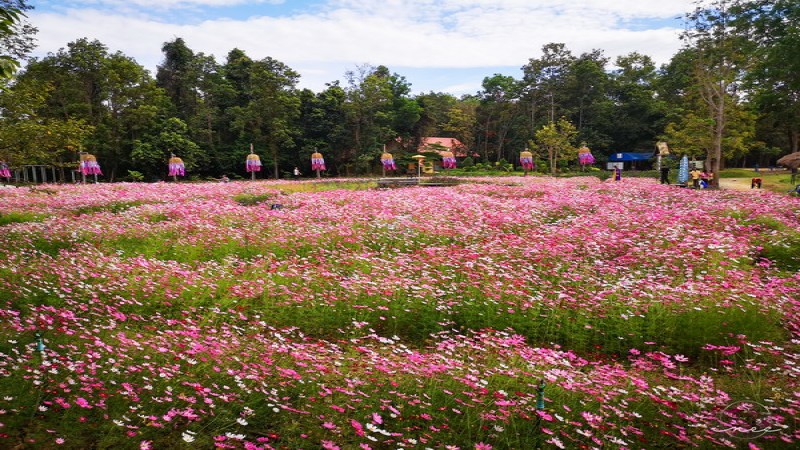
top-left (20, 165), bottom-right (58, 183)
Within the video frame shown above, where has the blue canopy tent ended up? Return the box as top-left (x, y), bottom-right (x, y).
top-left (607, 152), bottom-right (655, 170)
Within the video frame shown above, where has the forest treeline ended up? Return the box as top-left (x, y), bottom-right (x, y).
top-left (0, 0), bottom-right (798, 180)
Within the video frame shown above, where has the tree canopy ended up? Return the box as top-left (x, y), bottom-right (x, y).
top-left (2, 0), bottom-right (797, 178)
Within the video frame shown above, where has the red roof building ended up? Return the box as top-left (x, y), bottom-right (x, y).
top-left (417, 137), bottom-right (468, 158)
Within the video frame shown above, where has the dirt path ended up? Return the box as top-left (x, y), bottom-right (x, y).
top-left (718, 178), bottom-right (756, 191)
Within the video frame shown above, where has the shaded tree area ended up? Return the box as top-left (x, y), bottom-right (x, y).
top-left (1, 0), bottom-right (797, 179)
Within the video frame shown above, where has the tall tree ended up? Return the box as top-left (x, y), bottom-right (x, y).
top-left (534, 117), bottom-right (578, 175)
top-left (156, 38), bottom-right (199, 122)
top-left (521, 43), bottom-right (575, 132)
top-left (19, 39), bottom-right (169, 179)
top-left (476, 74), bottom-right (522, 162)
top-left (607, 52), bottom-right (667, 152)
top-left (100, 53), bottom-right (169, 178)
top-left (733, 0), bottom-right (800, 154)
top-left (0, 77), bottom-right (93, 168)
top-left (413, 92), bottom-right (458, 139)
top-left (442, 97), bottom-right (479, 155)
top-left (131, 117), bottom-right (201, 179)
top-left (342, 65), bottom-right (418, 174)
top-left (681, 0), bottom-right (747, 186)
top-left (296, 83), bottom-right (349, 173)
top-left (564, 50), bottom-right (610, 138)
top-left (230, 56), bottom-right (300, 178)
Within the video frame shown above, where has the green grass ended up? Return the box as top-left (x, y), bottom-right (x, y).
top-left (756, 231), bottom-right (800, 272)
top-left (72, 200), bottom-right (145, 215)
top-left (0, 211), bottom-right (45, 226)
top-left (719, 168), bottom-right (796, 192)
top-left (233, 192), bottom-right (280, 206)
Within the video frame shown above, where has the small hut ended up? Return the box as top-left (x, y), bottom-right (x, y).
top-left (777, 152), bottom-right (800, 184)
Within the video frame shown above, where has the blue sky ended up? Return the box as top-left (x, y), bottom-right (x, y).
top-left (26, 0), bottom-right (693, 96)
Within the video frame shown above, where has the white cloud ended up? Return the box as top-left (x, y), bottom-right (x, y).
top-left (49, 0), bottom-right (285, 8)
top-left (27, 0), bottom-right (694, 94)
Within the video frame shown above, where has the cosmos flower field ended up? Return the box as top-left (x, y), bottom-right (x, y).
top-left (0, 176), bottom-right (798, 449)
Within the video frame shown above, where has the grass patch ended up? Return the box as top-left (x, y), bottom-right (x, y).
top-left (233, 192), bottom-right (280, 206)
top-left (73, 200), bottom-right (145, 215)
top-left (756, 230), bottom-right (800, 272)
top-left (0, 211), bottom-right (45, 226)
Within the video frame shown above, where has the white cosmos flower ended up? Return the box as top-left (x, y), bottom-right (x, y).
top-left (181, 431), bottom-right (196, 443)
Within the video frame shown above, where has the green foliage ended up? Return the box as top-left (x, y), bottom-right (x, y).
top-left (0, 211), bottom-right (43, 226)
top-left (132, 117), bottom-right (202, 178)
top-left (0, 6), bottom-right (27, 79)
top-left (471, 161), bottom-right (514, 172)
top-left (0, 78), bottom-right (94, 165)
top-left (126, 170), bottom-right (144, 181)
top-left (534, 117), bottom-right (578, 175)
top-left (72, 200), bottom-right (144, 216)
top-left (1, 8), bottom-right (797, 181)
top-left (757, 231), bottom-right (800, 273)
top-left (232, 192), bottom-right (279, 206)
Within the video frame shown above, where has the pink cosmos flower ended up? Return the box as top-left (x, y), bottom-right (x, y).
top-left (321, 441), bottom-right (340, 450)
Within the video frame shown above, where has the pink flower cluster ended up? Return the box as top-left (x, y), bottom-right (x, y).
top-left (0, 177), bottom-right (798, 448)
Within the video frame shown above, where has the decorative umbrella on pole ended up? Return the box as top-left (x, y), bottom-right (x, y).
top-left (577, 146), bottom-right (595, 170)
top-left (246, 144), bottom-right (262, 180)
top-left (79, 152), bottom-right (102, 183)
top-left (411, 155), bottom-right (425, 178)
top-left (678, 155), bottom-right (689, 185)
top-left (311, 151), bottom-right (325, 178)
top-left (441, 150), bottom-right (457, 169)
top-left (0, 160), bottom-right (12, 183)
top-left (380, 146), bottom-right (396, 176)
top-left (168, 154), bottom-right (185, 181)
top-left (520, 149), bottom-right (534, 176)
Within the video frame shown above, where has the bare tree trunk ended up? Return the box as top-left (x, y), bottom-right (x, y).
top-left (705, 79), bottom-right (726, 188)
top-left (483, 114), bottom-right (492, 162)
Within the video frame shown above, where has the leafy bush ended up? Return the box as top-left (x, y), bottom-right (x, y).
top-left (126, 170), bottom-right (144, 182)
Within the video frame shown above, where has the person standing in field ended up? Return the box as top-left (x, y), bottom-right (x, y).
top-left (690, 167), bottom-right (702, 189)
top-left (660, 165), bottom-right (670, 184)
